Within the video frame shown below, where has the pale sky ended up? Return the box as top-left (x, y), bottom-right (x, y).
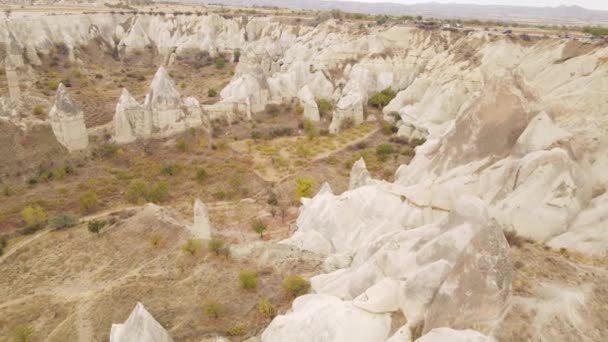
top-left (332, 0), bottom-right (608, 11)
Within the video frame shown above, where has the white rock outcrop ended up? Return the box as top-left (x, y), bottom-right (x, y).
top-left (349, 158), bottom-right (371, 190)
top-left (113, 67), bottom-right (206, 143)
top-left (110, 302), bottom-right (173, 342)
top-left (48, 83), bottom-right (89, 152)
top-left (192, 199), bottom-right (212, 240)
top-left (416, 328), bottom-right (494, 342)
top-left (297, 85), bottom-right (320, 122)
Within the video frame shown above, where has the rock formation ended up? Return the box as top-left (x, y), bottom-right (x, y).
top-left (192, 199), bottom-right (212, 240)
top-left (48, 83), bottom-right (89, 152)
top-left (110, 302), bottom-right (173, 342)
top-left (113, 67), bottom-right (206, 143)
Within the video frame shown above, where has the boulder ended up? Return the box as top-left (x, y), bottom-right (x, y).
top-left (192, 199), bottom-right (212, 240)
top-left (48, 83), bottom-right (89, 152)
top-left (416, 328), bottom-right (494, 342)
top-left (297, 85), bottom-right (320, 122)
top-left (261, 294), bottom-right (391, 342)
top-left (348, 158), bottom-right (371, 190)
top-left (110, 302), bottom-right (173, 342)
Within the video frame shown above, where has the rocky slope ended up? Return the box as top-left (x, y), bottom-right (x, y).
top-left (1, 11), bottom-right (608, 342)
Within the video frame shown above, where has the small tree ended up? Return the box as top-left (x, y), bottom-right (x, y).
top-left (233, 49), bottom-right (241, 62)
top-left (180, 239), bottom-right (202, 255)
top-left (208, 239), bottom-right (223, 256)
top-left (283, 275), bottom-right (310, 298)
top-left (21, 205), bottom-right (47, 229)
top-left (203, 300), bottom-right (224, 319)
top-left (239, 270), bottom-right (258, 290)
top-left (315, 98), bottom-right (332, 117)
top-left (295, 178), bottom-right (314, 200)
top-left (87, 220), bottom-right (106, 234)
top-left (258, 299), bottom-right (277, 319)
top-left (79, 191), bottom-right (98, 212)
top-left (251, 220), bottom-right (267, 238)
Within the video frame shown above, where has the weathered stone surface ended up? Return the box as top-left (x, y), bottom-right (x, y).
top-left (349, 158), bottom-right (371, 190)
top-left (110, 302), bottom-right (173, 342)
top-left (48, 83), bottom-right (89, 152)
top-left (192, 199), bottom-right (212, 240)
top-left (261, 294), bottom-right (391, 342)
top-left (297, 85), bottom-right (320, 122)
top-left (416, 328), bottom-right (494, 342)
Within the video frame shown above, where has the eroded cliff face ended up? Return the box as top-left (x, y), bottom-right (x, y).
top-left (2, 12), bottom-right (608, 342)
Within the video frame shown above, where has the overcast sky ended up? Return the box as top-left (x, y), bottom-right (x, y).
top-left (332, 0), bottom-right (608, 10)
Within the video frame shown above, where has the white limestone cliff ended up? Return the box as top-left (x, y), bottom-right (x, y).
top-left (110, 302), bottom-right (173, 342)
top-left (48, 83), bottom-right (89, 152)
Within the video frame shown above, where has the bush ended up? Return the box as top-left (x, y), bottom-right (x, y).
top-left (369, 88), bottom-right (396, 108)
top-left (49, 213), bottom-right (78, 230)
top-left (0, 235), bottom-right (7, 256)
top-left (32, 105), bottom-right (46, 117)
top-left (181, 239), bottom-right (202, 255)
top-left (3, 185), bottom-right (12, 196)
top-left (258, 299), bottom-right (277, 319)
top-left (207, 88), bottom-right (217, 97)
top-left (78, 191), bottom-right (98, 212)
top-left (295, 177), bottom-right (314, 200)
top-left (149, 233), bottom-right (162, 248)
top-left (401, 146), bottom-right (415, 157)
top-left (315, 98), bottom-right (332, 117)
top-left (303, 119), bottom-right (315, 140)
top-left (87, 220), bottom-right (106, 234)
top-left (265, 104), bottom-right (280, 116)
top-left (250, 130), bottom-right (262, 140)
top-left (47, 80), bottom-right (60, 91)
top-left (97, 143), bottom-right (118, 158)
top-left (176, 138), bottom-right (188, 152)
top-left (376, 143), bottom-right (396, 161)
top-left (21, 205), bottom-right (47, 229)
top-left (381, 121), bottom-right (398, 135)
top-left (267, 192), bottom-right (278, 206)
top-left (146, 182), bottom-right (169, 204)
top-left (503, 230), bottom-right (529, 248)
top-left (239, 270), bottom-right (258, 290)
top-left (214, 57), bottom-right (226, 69)
top-left (251, 220), bottom-right (267, 238)
top-left (283, 275), bottom-right (310, 298)
top-left (195, 168), bottom-right (208, 183)
top-left (340, 117), bottom-right (355, 131)
top-left (160, 163), bottom-right (178, 176)
top-left (203, 300), bottom-right (224, 318)
top-left (125, 180), bottom-right (147, 204)
top-left (233, 49), bottom-right (241, 62)
top-left (226, 323), bottom-right (247, 336)
top-left (208, 239), bottom-right (223, 256)
top-left (12, 324), bottom-right (33, 342)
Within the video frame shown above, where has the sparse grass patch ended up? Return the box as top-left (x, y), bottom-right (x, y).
top-left (295, 177), bottom-right (314, 200)
top-left (203, 300), bottom-right (224, 319)
top-left (149, 233), bottom-right (162, 248)
top-left (87, 220), bottom-right (106, 234)
top-left (369, 88), bottom-right (396, 108)
top-left (258, 299), bottom-right (277, 319)
top-left (239, 270), bottom-right (258, 290)
top-left (283, 275), bottom-right (310, 298)
top-left (208, 239), bottom-right (223, 256)
top-left (226, 323), bottom-right (247, 336)
top-left (180, 239), bottom-right (202, 255)
top-left (78, 190), bottom-right (98, 212)
top-left (21, 205), bottom-right (47, 230)
top-left (12, 324), bottom-right (33, 342)
top-left (49, 213), bottom-right (78, 230)
top-left (503, 229), bottom-right (529, 248)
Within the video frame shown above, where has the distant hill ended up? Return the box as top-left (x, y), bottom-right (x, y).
top-left (179, 0), bottom-right (608, 25)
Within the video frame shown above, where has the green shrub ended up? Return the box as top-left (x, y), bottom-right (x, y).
top-left (283, 275), bottom-right (310, 298)
top-left (295, 177), bottom-right (314, 200)
top-left (582, 26), bottom-right (608, 36)
top-left (49, 213), bottom-right (78, 230)
top-left (251, 130), bottom-right (262, 140)
top-left (207, 88), bottom-right (217, 97)
top-left (339, 117), bottom-right (355, 130)
top-left (195, 168), bottom-right (208, 183)
top-left (214, 57), bottom-right (226, 69)
top-left (3, 185), bottom-right (12, 196)
top-left (160, 163), bottom-right (178, 176)
top-left (410, 137), bottom-right (426, 147)
top-left (315, 98), bottom-right (332, 117)
top-left (146, 181), bottom-right (169, 204)
top-left (125, 180), bottom-right (147, 204)
top-left (233, 49), bottom-right (241, 62)
top-left (368, 88), bottom-right (396, 108)
top-left (267, 192), bottom-right (278, 206)
top-left (179, 81), bottom-right (187, 89)
top-left (176, 138), bottom-right (188, 152)
top-left (97, 143), bottom-right (118, 158)
top-left (381, 121), bottom-right (398, 135)
top-left (376, 143), bottom-right (396, 161)
top-left (21, 205), bottom-right (47, 229)
top-left (54, 167), bottom-right (66, 180)
top-left (208, 239), bottom-right (223, 256)
top-left (401, 146), bottom-right (415, 157)
top-left (181, 239), bottom-right (202, 255)
top-left (239, 270), bottom-right (258, 290)
top-left (251, 220), bottom-right (267, 238)
top-left (78, 191), bottom-right (98, 212)
top-left (303, 119), bottom-right (315, 140)
top-left (12, 324), bottom-right (33, 342)
top-left (258, 299), bottom-right (277, 319)
top-left (203, 300), bottom-right (224, 319)
top-left (226, 323), bottom-right (247, 336)
top-left (47, 80), bottom-right (60, 91)
top-left (32, 105), bottom-right (46, 117)
top-left (87, 220), bottom-right (106, 234)
top-left (265, 104), bottom-right (280, 116)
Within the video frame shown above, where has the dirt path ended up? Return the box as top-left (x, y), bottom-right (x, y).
top-left (0, 229), bottom-right (50, 265)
